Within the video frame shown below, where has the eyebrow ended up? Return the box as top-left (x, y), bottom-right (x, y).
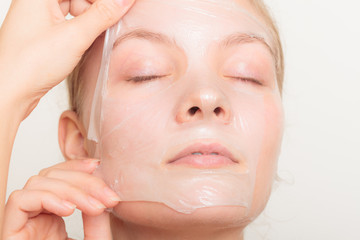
top-left (113, 29), bottom-right (178, 49)
top-left (112, 29), bottom-right (273, 55)
top-left (219, 32), bottom-right (273, 55)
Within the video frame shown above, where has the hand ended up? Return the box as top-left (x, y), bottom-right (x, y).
top-left (2, 159), bottom-right (120, 239)
top-left (0, 0), bottom-right (135, 119)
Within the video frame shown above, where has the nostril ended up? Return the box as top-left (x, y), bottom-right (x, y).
top-left (214, 107), bottom-right (222, 116)
top-left (188, 106), bottom-right (200, 116)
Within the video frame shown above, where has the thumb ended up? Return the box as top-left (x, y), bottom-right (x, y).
top-left (83, 211), bottom-right (112, 240)
top-left (65, 0), bottom-right (135, 52)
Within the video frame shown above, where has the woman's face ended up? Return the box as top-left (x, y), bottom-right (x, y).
top-left (81, 0), bottom-right (283, 230)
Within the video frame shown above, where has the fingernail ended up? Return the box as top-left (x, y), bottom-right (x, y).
top-left (115, 0), bottom-right (133, 7)
top-left (104, 187), bottom-right (121, 202)
top-left (88, 197), bottom-right (106, 209)
top-left (62, 200), bottom-right (76, 210)
top-left (83, 159), bottom-right (100, 165)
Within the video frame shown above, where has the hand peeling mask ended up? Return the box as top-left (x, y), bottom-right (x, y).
top-left (88, 0), bottom-right (284, 215)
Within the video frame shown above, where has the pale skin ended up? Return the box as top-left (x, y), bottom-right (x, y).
top-left (1, 0), bottom-right (283, 239)
top-left (0, 0), bottom-right (136, 236)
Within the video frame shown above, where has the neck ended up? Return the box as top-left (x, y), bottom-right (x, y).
top-left (110, 215), bottom-right (245, 240)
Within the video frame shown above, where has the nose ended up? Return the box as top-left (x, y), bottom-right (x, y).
top-left (175, 87), bottom-right (232, 124)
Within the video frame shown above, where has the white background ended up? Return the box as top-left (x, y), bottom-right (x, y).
top-left (1, 0), bottom-right (360, 239)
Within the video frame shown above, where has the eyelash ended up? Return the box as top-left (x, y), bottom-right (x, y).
top-left (126, 75), bottom-right (168, 83)
top-left (126, 75), bottom-right (262, 86)
top-left (229, 77), bottom-right (263, 86)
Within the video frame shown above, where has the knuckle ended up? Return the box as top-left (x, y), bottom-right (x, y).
top-left (7, 190), bottom-right (27, 207)
top-left (41, 168), bottom-right (62, 179)
top-left (44, 169), bottom-right (57, 178)
top-left (25, 175), bottom-right (42, 187)
top-left (8, 190), bottom-right (22, 203)
top-left (38, 168), bottom-right (49, 176)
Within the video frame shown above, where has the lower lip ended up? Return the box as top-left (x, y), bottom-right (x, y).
top-left (169, 155), bottom-right (236, 168)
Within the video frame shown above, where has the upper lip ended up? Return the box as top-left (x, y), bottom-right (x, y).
top-left (167, 142), bottom-right (239, 164)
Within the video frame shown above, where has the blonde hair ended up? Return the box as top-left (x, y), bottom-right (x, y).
top-left (67, 0), bottom-right (284, 115)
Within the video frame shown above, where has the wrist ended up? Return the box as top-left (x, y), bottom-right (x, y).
top-left (0, 91), bottom-right (40, 123)
top-left (0, 94), bottom-right (23, 128)
top-left (0, 84), bottom-right (23, 240)
top-left (0, 64), bottom-right (42, 122)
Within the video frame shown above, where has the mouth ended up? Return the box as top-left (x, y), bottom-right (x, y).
top-left (167, 142), bottom-right (239, 169)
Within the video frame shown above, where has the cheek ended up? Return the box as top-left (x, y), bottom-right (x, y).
top-left (99, 94), bottom-right (172, 161)
top-left (251, 93), bottom-right (284, 215)
top-left (100, 105), bottom-right (154, 157)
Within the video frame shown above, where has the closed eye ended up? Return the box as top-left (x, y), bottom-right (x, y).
top-left (126, 74), bottom-right (169, 83)
top-left (224, 76), bottom-right (263, 86)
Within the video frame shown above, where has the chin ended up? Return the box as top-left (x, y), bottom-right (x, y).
top-left (111, 201), bottom-right (255, 230)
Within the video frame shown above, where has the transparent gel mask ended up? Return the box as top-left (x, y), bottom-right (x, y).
top-left (88, 0), bottom-right (279, 214)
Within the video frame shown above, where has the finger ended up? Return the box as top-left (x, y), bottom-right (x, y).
top-left (83, 211), bottom-right (112, 240)
top-left (64, 0), bottom-right (135, 52)
top-left (69, 0), bottom-right (91, 16)
top-left (39, 159), bottom-right (100, 176)
top-left (59, 0), bottom-right (71, 16)
top-left (24, 175), bottom-right (115, 216)
top-left (3, 189), bottom-right (76, 235)
top-left (38, 168), bottom-right (120, 207)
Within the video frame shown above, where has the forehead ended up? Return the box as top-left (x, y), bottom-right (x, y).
top-left (120, 0), bottom-right (273, 50)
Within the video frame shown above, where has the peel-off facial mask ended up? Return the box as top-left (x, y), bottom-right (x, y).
top-left (88, 0), bottom-right (280, 214)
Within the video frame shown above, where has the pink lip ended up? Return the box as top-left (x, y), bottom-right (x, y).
top-left (167, 143), bottom-right (239, 168)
